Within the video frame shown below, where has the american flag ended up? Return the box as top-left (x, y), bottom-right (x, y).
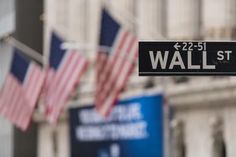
top-left (95, 9), bottom-right (138, 116)
top-left (44, 32), bottom-right (88, 123)
top-left (0, 49), bottom-right (45, 131)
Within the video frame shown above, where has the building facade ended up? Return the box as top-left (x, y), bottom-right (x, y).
top-left (1, 0), bottom-right (236, 157)
top-left (40, 0), bottom-right (236, 157)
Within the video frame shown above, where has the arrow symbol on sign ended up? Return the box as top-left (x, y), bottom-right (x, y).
top-left (174, 42), bottom-right (180, 50)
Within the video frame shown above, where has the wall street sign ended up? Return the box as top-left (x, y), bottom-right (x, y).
top-left (139, 42), bottom-right (236, 75)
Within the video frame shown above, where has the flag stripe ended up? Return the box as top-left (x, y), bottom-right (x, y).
top-left (97, 34), bottom-right (134, 106)
top-left (103, 35), bottom-right (135, 92)
top-left (48, 53), bottom-right (87, 123)
top-left (46, 52), bottom-right (74, 108)
top-left (53, 53), bottom-right (79, 100)
top-left (47, 52), bottom-right (77, 109)
top-left (59, 57), bottom-right (87, 103)
top-left (97, 30), bottom-right (128, 86)
top-left (8, 77), bottom-right (20, 122)
top-left (24, 65), bottom-right (36, 105)
top-left (96, 30), bottom-right (128, 96)
top-left (44, 33), bottom-right (88, 123)
top-left (27, 65), bottom-right (44, 107)
top-left (98, 46), bottom-right (137, 116)
top-left (97, 37), bottom-right (137, 115)
top-left (49, 53), bottom-right (79, 108)
top-left (2, 75), bottom-right (15, 116)
top-left (96, 10), bottom-right (138, 116)
top-left (96, 31), bottom-right (130, 107)
top-left (0, 53), bottom-right (44, 131)
top-left (56, 56), bottom-right (84, 103)
top-left (49, 52), bottom-right (74, 94)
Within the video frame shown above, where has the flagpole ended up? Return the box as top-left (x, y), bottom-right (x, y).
top-left (4, 36), bottom-right (43, 63)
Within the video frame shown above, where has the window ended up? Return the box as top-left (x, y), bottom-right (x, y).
top-left (211, 117), bottom-right (227, 157)
top-left (171, 119), bottom-right (186, 157)
top-left (172, 77), bottom-right (189, 84)
top-left (52, 129), bottom-right (58, 157)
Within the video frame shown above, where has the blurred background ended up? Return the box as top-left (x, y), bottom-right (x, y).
top-left (0, 0), bottom-right (236, 157)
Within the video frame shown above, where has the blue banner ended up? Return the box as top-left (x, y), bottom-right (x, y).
top-left (69, 93), bottom-right (164, 157)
